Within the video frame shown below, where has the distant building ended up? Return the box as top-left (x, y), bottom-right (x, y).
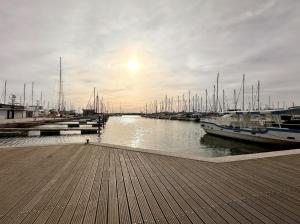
top-left (0, 104), bottom-right (26, 119)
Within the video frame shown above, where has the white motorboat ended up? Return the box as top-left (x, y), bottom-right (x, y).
top-left (200, 107), bottom-right (300, 145)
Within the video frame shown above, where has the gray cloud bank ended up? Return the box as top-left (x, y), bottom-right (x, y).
top-left (0, 0), bottom-right (299, 111)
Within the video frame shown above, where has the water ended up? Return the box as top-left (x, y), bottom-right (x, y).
top-left (0, 115), bottom-right (280, 157)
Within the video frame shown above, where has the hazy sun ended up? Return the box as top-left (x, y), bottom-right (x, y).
top-left (127, 58), bottom-right (140, 72)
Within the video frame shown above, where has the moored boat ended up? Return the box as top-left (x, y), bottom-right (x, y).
top-left (200, 107), bottom-right (300, 145)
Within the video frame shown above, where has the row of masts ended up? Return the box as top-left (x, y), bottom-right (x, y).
top-left (1, 80), bottom-right (39, 107)
top-left (0, 79), bottom-right (74, 110)
top-left (86, 87), bottom-right (108, 114)
top-left (143, 73), bottom-right (290, 114)
top-left (0, 57), bottom-right (73, 111)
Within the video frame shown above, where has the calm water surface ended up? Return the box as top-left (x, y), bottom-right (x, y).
top-left (0, 115), bottom-right (279, 157)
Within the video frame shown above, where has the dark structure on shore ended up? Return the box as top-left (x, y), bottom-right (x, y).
top-left (0, 103), bottom-right (26, 119)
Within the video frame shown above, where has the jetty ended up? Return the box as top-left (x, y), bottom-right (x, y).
top-left (0, 144), bottom-right (299, 224)
top-left (0, 118), bottom-right (72, 128)
top-left (0, 115), bottom-right (109, 137)
top-left (0, 127), bottom-right (99, 137)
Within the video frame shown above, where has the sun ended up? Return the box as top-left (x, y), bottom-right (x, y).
top-left (127, 58), bottom-right (140, 73)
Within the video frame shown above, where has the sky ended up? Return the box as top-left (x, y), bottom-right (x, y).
top-left (0, 0), bottom-right (299, 112)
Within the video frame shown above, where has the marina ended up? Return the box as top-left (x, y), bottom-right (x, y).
top-left (0, 115), bottom-right (289, 157)
top-left (1, 1), bottom-right (300, 223)
top-left (0, 143), bottom-right (299, 224)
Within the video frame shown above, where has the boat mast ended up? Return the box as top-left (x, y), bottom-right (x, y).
top-left (201, 96), bottom-right (203, 112)
top-left (61, 92), bottom-right (65, 111)
top-left (216, 73), bottom-right (219, 112)
top-left (4, 80), bottom-right (7, 104)
top-left (188, 90), bottom-right (191, 113)
top-left (23, 83), bottom-right (26, 106)
top-left (234, 89), bottom-right (237, 110)
top-left (251, 85), bottom-right (253, 111)
top-left (197, 95), bottom-right (200, 112)
top-left (197, 95), bottom-right (199, 112)
top-left (93, 87), bottom-right (96, 112)
top-left (31, 82), bottom-right (34, 106)
top-left (205, 89), bottom-right (208, 112)
top-left (181, 94), bottom-right (184, 112)
top-left (192, 96), bottom-right (194, 112)
top-left (195, 94), bottom-right (197, 112)
top-left (222, 89), bottom-right (225, 112)
top-left (40, 91), bottom-right (42, 107)
top-left (58, 57), bottom-right (62, 111)
top-left (242, 74), bottom-right (245, 111)
top-left (96, 92), bottom-right (99, 113)
top-left (213, 85), bottom-right (216, 112)
top-left (165, 94), bottom-right (167, 113)
top-left (257, 80), bottom-right (260, 111)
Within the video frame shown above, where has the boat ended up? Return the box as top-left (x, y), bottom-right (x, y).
top-left (200, 107), bottom-right (300, 145)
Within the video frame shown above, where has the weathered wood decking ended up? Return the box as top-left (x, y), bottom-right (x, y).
top-left (0, 144), bottom-right (299, 224)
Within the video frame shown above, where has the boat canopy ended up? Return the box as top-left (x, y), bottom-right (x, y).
top-left (226, 107), bottom-right (300, 116)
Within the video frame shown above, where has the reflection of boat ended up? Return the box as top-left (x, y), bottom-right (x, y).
top-left (200, 133), bottom-right (274, 154)
top-left (200, 107), bottom-right (300, 145)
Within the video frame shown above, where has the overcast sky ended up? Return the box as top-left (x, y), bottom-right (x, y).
top-left (0, 0), bottom-right (299, 112)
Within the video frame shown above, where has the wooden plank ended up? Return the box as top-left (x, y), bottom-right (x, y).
top-left (57, 149), bottom-right (99, 224)
top-left (128, 152), bottom-right (180, 224)
top-left (26, 154), bottom-right (89, 224)
top-left (239, 159), bottom-right (300, 185)
top-left (137, 152), bottom-right (201, 224)
top-left (143, 153), bottom-right (233, 224)
top-left (229, 201), bottom-right (264, 224)
top-left (32, 147), bottom-right (96, 224)
top-left (134, 151), bottom-right (217, 224)
top-left (107, 148), bottom-right (119, 224)
top-left (0, 147), bottom-right (61, 208)
top-left (0, 146), bottom-right (81, 223)
top-left (95, 148), bottom-right (110, 224)
top-left (156, 156), bottom-right (235, 214)
top-left (126, 150), bottom-right (168, 224)
top-left (114, 149), bottom-right (132, 224)
top-left (228, 160), bottom-right (299, 191)
top-left (66, 147), bottom-right (101, 224)
top-left (82, 148), bottom-right (106, 224)
top-left (122, 150), bottom-right (156, 223)
top-left (174, 156), bottom-right (297, 224)
top-left (117, 151), bottom-right (143, 224)
top-left (250, 196), bottom-right (299, 224)
top-left (219, 162), bottom-right (295, 194)
top-left (11, 147), bottom-right (87, 224)
top-left (0, 144), bottom-right (299, 224)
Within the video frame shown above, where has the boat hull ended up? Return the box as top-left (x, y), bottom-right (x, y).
top-left (201, 121), bottom-right (300, 145)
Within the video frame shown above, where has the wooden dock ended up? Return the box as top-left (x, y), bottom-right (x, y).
top-left (0, 127), bottom-right (99, 137)
top-left (0, 118), bottom-right (72, 128)
top-left (0, 144), bottom-right (299, 224)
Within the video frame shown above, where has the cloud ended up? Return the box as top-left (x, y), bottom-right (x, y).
top-left (0, 0), bottom-right (299, 111)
